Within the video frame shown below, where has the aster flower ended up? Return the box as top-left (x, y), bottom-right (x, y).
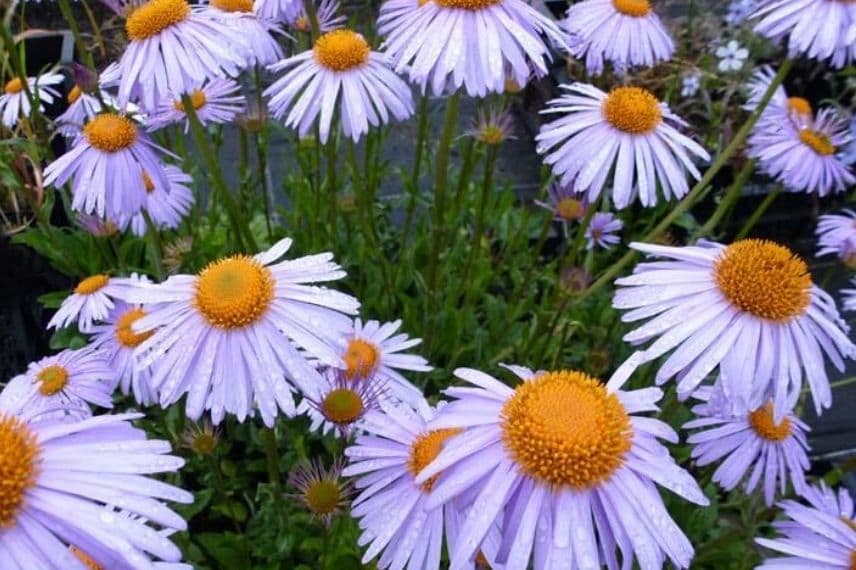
top-left (684, 387), bottom-right (809, 505)
top-left (379, 0), bottom-right (569, 97)
top-left (842, 279), bottom-right (856, 313)
top-left (0, 374), bottom-right (91, 422)
top-left (265, 29), bottom-right (414, 143)
top-left (0, 72), bottom-right (63, 128)
top-left (0, 402), bottom-right (193, 569)
top-left (585, 211), bottom-right (623, 250)
top-left (147, 78), bottom-right (246, 132)
top-left (416, 365), bottom-right (708, 569)
top-left (55, 84), bottom-right (104, 138)
top-left (288, 456), bottom-right (353, 526)
top-left (297, 366), bottom-right (386, 436)
top-left (124, 238), bottom-right (360, 426)
top-left (534, 181), bottom-right (587, 222)
top-left (43, 112), bottom-right (174, 220)
top-left (756, 485), bottom-right (856, 569)
top-left (465, 106), bottom-right (515, 145)
top-left (181, 419), bottom-right (221, 455)
top-left (107, 0), bottom-right (247, 107)
top-left (207, 0), bottom-right (287, 67)
top-left (89, 302), bottom-right (158, 406)
top-left (537, 83), bottom-right (710, 209)
top-left (114, 165), bottom-right (194, 237)
top-left (748, 107), bottom-right (855, 196)
top-left (752, 0), bottom-right (856, 67)
top-left (48, 273), bottom-right (149, 332)
top-left (76, 213), bottom-right (120, 237)
top-left (800, 481), bottom-right (854, 518)
top-left (254, 0), bottom-right (300, 23)
top-left (816, 210), bottom-right (856, 264)
top-left (744, 65), bottom-right (813, 129)
top-left (564, 0), bottom-right (675, 75)
top-left (610, 239), bottom-right (856, 420)
top-left (288, 0), bottom-right (345, 32)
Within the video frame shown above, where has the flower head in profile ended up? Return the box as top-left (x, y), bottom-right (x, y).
top-left (208, 0), bottom-right (287, 66)
top-left (535, 181), bottom-right (588, 222)
top-left (0, 394), bottom-right (193, 569)
top-left (611, 239), bottom-right (856, 420)
top-left (76, 213), bottom-right (120, 237)
top-left (379, 0), bottom-right (569, 96)
top-left (585, 211), bottom-right (623, 250)
top-left (715, 39), bottom-right (749, 72)
top-left (43, 112), bottom-right (174, 220)
top-left (416, 365), bottom-right (708, 569)
top-left (265, 29), bottom-right (414, 143)
top-left (55, 83), bottom-right (106, 138)
top-left (113, 164), bottom-right (194, 237)
top-left (0, 71), bottom-right (63, 128)
top-left (148, 78), bottom-right (246, 132)
top-left (107, 0), bottom-right (246, 107)
top-left (124, 238), bottom-right (359, 426)
top-left (48, 273), bottom-right (149, 332)
top-left (755, 483), bottom-right (856, 569)
top-left (537, 83), bottom-right (710, 209)
top-left (744, 65), bottom-right (814, 129)
top-left (288, 456), bottom-right (353, 526)
top-left (298, 367), bottom-right (386, 436)
top-left (816, 210), bottom-right (856, 266)
top-left (466, 106), bottom-right (515, 145)
top-left (684, 386), bottom-right (809, 505)
top-left (564, 0), bottom-right (675, 75)
top-left (288, 0), bottom-right (345, 32)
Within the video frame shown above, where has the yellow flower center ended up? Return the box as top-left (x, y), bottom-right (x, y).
top-left (407, 428), bottom-right (462, 492)
top-left (501, 370), bottom-right (632, 489)
top-left (4, 77), bottom-right (23, 94)
top-left (844, 517), bottom-right (856, 533)
top-left (37, 365), bottom-right (70, 396)
top-left (67, 85), bottom-right (83, 104)
top-left (126, 0), bottom-right (190, 41)
top-left (294, 16), bottom-right (310, 31)
top-left (173, 89), bottom-right (207, 113)
top-left (556, 197), bottom-right (584, 221)
top-left (799, 129), bottom-right (836, 156)
top-left (475, 551), bottom-right (491, 569)
top-left (477, 125), bottom-right (506, 145)
top-left (190, 432), bottom-right (218, 455)
top-left (210, 0), bottom-right (253, 12)
top-left (748, 402), bottom-right (792, 442)
top-left (612, 0), bottom-right (651, 16)
top-left (70, 547), bottom-right (103, 570)
top-left (434, 0), bottom-right (501, 9)
top-left (320, 388), bottom-right (364, 424)
top-left (83, 114), bottom-right (138, 152)
top-left (75, 274), bottom-right (110, 295)
top-left (313, 30), bottom-right (371, 71)
top-left (343, 338), bottom-right (380, 378)
top-left (713, 239), bottom-right (811, 321)
top-left (305, 480), bottom-right (341, 515)
top-left (115, 308), bottom-right (154, 348)
top-left (194, 256), bottom-right (275, 329)
top-left (786, 96), bottom-right (812, 118)
top-left (0, 414), bottom-right (40, 528)
top-left (603, 86), bottom-right (662, 135)
top-left (142, 171), bottom-right (156, 194)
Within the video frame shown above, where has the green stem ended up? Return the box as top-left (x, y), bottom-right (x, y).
top-left (325, 136), bottom-right (339, 239)
top-left (563, 204), bottom-right (597, 269)
top-left (261, 426), bottom-right (286, 528)
top-left (79, 0), bottom-right (107, 58)
top-left (142, 211), bottom-right (165, 281)
top-left (694, 159), bottom-right (755, 239)
top-left (301, 0), bottom-right (322, 37)
top-left (401, 94), bottom-right (430, 243)
top-left (461, 145), bottom-right (499, 305)
top-left (453, 138), bottom-right (477, 214)
top-left (206, 455), bottom-right (244, 535)
top-left (735, 185), bottom-right (782, 240)
top-left (574, 59), bottom-right (794, 305)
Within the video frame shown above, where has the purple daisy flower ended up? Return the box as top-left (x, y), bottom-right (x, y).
top-left (414, 365), bottom-right (708, 569)
top-left (43, 112), bottom-right (174, 220)
top-left (756, 484), bottom-right (856, 568)
top-left (534, 181), bottom-right (588, 222)
top-left (148, 78), bottom-right (246, 132)
top-left (816, 210), bottom-right (856, 264)
top-left (265, 28), bottom-right (414, 143)
top-left (684, 386), bottom-right (809, 505)
top-left (254, 0), bottom-right (300, 23)
top-left (536, 83), bottom-right (710, 209)
top-left (288, 456), bottom-right (353, 526)
top-left (76, 213), bottom-right (120, 237)
top-left (465, 106), bottom-right (516, 145)
top-left (123, 238), bottom-right (360, 426)
top-left (289, 0), bottom-right (345, 32)
top-left (207, 0), bottom-right (288, 67)
top-left (48, 273), bottom-right (150, 332)
top-left (55, 83), bottom-right (106, 138)
top-left (0, 71), bottom-right (63, 128)
top-left (842, 279), bottom-right (856, 313)
top-left (564, 0), bottom-right (675, 75)
top-left (113, 164), bottom-right (194, 237)
top-left (585, 212), bottom-right (623, 250)
top-left (744, 66), bottom-right (813, 130)
top-left (801, 482), bottom-right (854, 518)
top-left (297, 366), bottom-right (386, 437)
top-left (379, 0), bottom-right (568, 96)
top-left (610, 239), bottom-right (856, 420)
top-left (107, 0), bottom-right (247, 108)
top-left (0, 397), bottom-right (193, 569)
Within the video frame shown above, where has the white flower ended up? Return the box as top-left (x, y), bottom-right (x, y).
top-left (716, 40), bottom-right (749, 72)
top-left (681, 71), bottom-right (701, 97)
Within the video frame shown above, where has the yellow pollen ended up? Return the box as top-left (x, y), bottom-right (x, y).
top-left (4, 77), bottom-right (23, 94)
top-left (475, 551), bottom-right (491, 569)
top-left (313, 30), bottom-right (371, 71)
top-left (305, 480), bottom-right (341, 515)
top-left (0, 414), bottom-right (40, 528)
top-left (478, 125), bottom-right (506, 145)
top-left (174, 89), bottom-right (207, 113)
top-left (210, 0), bottom-right (253, 12)
top-left (70, 547), bottom-right (103, 570)
top-left (840, 516), bottom-right (856, 534)
top-left (75, 274), bottom-right (110, 295)
top-left (603, 86), bottom-right (662, 135)
top-left (748, 402), bottom-right (792, 442)
top-left (501, 370), bottom-right (632, 489)
top-left (713, 239), bottom-right (811, 321)
top-left (142, 171), bottom-right (156, 194)
top-left (434, 0), bottom-right (500, 9)
top-left (612, 0), bottom-right (651, 16)
top-left (556, 198), bottom-right (584, 221)
top-left (126, 0), bottom-right (190, 41)
top-left (799, 129), bottom-right (835, 156)
top-left (407, 428), bottom-right (462, 492)
top-left (83, 114), bottom-right (138, 152)
top-left (194, 256), bottom-right (275, 329)
top-left (294, 16), bottom-right (310, 31)
top-left (343, 339), bottom-right (380, 378)
top-left (320, 388), bottom-right (364, 424)
top-left (786, 96), bottom-right (812, 118)
top-left (37, 365), bottom-right (70, 396)
top-left (115, 308), bottom-right (154, 348)
top-left (67, 85), bottom-right (83, 104)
